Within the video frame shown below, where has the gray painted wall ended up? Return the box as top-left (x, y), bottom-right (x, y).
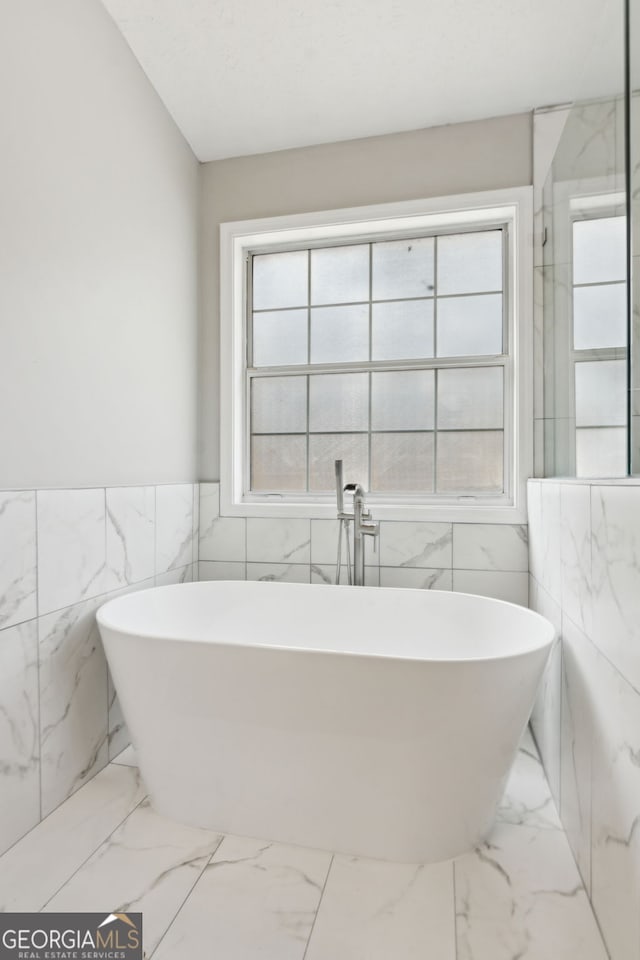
top-left (199, 112), bottom-right (533, 478)
top-left (0, 0), bottom-right (200, 489)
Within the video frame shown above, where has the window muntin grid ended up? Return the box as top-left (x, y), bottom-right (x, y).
top-left (571, 214), bottom-right (628, 478)
top-left (247, 226), bottom-right (509, 498)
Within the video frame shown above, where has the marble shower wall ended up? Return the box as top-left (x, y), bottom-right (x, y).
top-left (198, 482), bottom-right (529, 605)
top-left (0, 483), bottom-right (199, 856)
top-left (528, 477), bottom-right (640, 960)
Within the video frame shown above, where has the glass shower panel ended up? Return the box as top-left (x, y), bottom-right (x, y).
top-left (573, 217), bottom-right (626, 284)
top-left (576, 428), bottom-right (627, 478)
top-left (542, 61), bottom-right (629, 477)
top-left (573, 284), bottom-right (627, 350)
top-left (575, 360), bottom-right (627, 427)
top-left (631, 0), bottom-right (640, 473)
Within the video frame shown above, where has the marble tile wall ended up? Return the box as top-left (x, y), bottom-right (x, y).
top-left (528, 477), bottom-right (640, 960)
top-left (198, 482), bottom-right (529, 605)
top-left (0, 483), bottom-right (199, 855)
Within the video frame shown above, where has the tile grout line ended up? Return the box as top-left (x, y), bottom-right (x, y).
top-left (0, 482), bottom-right (197, 495)
top-left (562, 603), bottom-right (640, 699)
top-left (194, 561), bottom-right (527, 573)
top-left (588, 482), bottom-right (595, 910)
top-left (153, 486), bottom-right (158, 585)
top-left (558, 614), bottom-right (564, 817)
top-left (34, 490), bottom-right (42, 825)
top-left (147, 835), bottom-right (226, 959)
top-left (28, 575), bottom-right (158, 626)
top-left (452, 859), bottom-right (459, 960)
top-left (35, 491), bottom-right (42, 620)
top-left (301, 854), bottom-right (334, 960)
top-left (586, 492), bottom-right (610, 960)
top-left (38, 788), bottom-right (149, 912)
top-left (0, 611), bottom-right (41, 632)
top-left (193, 483), bottom-right (199, 572)
top-left (103, 487), bottom-right (110, 761)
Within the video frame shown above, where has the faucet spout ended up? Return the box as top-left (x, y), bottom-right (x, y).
top-left (343, 482), bottom-right (378, 586)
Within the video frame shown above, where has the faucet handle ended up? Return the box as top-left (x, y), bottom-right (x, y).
top-left (361, 518), bottom-right (379, 554)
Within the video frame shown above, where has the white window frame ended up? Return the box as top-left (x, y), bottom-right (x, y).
top-left (220, 187), bottom-right (533, 521)
top-left (570, 197), bottom-right (628, 478)
top-left (543, 178), bottom-right (627, 478)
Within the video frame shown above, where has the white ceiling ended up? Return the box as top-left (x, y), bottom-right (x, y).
top-left (100, 0), bottom-right (623, 163)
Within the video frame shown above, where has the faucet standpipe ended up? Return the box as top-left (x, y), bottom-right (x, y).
top-left (337, 475), bottom-right (379, 587)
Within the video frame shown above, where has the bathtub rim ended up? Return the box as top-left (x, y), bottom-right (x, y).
top-left (97, 580), bottom-right (556, 666)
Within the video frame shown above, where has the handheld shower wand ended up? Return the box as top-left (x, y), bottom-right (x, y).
top-left (335, 458), bottom-right (344, 515)
top-left (334, 460), bottom-right (352, 585)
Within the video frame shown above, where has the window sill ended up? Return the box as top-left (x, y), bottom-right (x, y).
top-left (219, 493), bottom-right (528, 524)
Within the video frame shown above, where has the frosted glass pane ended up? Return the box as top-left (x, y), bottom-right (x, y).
top-left (253, 309), bottom-right (308, 366)
top-left (371, 371), bottom-right (434, 430)
top-left (251, 376), bottom-right (307, 433)
top-left (437, 368), bottom-right (503, 429)
top-left (573, 217), bottom-right (626, 285)
top-left (251, 435), bottom-right (306, 491)
top-left (309, 434), bottom-right (369, 490)
top-left (253, 251), bottom-right (308, 310)
top-left (437, 294), bottom-right (503, 357)
top-left (573, 283), bottom-right (627, 349)
top-left (309, 373), bottom-right (368, 431)
top-left (437, 431), bottom-right (504, 492)
top-left (438, 231), bottom-right (503, 295)
top-left (310, 244), bottom-right (369, 305)
top-left (575, 360), bottom-right (626, 426)
top-left (372, 299), bottom-right (434, 360)
top-left (576, 427), bottom-right (627, 478)
top-left (372, 237), bottom-right (434, 300)
top-left (310, 304), bottom-right (369, 363)
top-left (371, 433), bottom-right (434, 492)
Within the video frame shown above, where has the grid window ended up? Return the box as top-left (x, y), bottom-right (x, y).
top-left (572, 215), bottom-right (627, 477)
top-left (247, 226), bottom-right (508, 498)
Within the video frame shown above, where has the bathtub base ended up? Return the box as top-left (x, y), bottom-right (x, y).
top-left (112, 642), bottom-right (532, 863)
top-left (149, 787), bottom-right (502, 864)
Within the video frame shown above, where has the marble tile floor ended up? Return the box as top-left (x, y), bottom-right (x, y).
top-left (0, 729), bottom-right (609, 960)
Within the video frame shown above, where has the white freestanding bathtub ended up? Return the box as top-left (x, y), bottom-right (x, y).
top-left (97, 581), bottom-right (554, 863)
